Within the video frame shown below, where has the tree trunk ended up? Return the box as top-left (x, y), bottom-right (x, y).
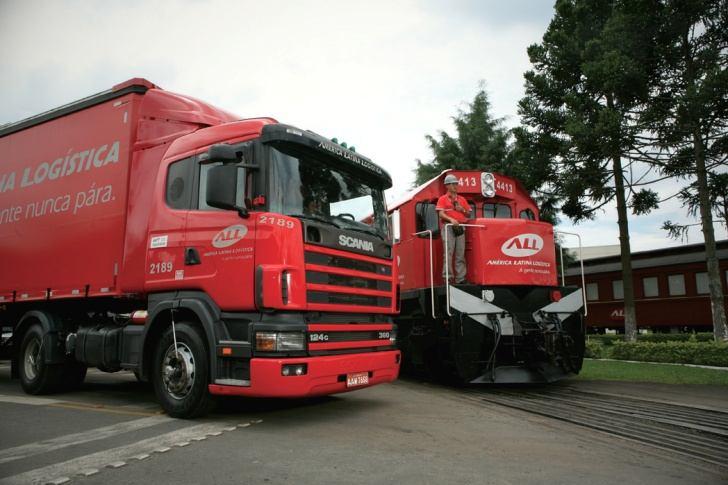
top-left (612, 153), bottom-right (638, 341)
top-left (693, 130), bottom-right (728, 342)
top-left (682, 29), bottom-right (728, 342)
top-left (606, 91), bottom-right (637, 341)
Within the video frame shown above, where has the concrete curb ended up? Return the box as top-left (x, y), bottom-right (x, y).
top-left (585, 357), bottom-right (728, 371)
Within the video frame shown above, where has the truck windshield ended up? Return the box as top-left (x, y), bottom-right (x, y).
top-left (267, 146), bottom-right (389, 239)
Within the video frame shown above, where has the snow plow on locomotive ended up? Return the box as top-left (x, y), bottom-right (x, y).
top-left (389, 170), bottom-right (585, 384)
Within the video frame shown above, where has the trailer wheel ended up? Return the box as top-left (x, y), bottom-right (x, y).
top-left (19, 324), bottom-right (64, 394)
top-left (152, 322), bottom-right (213, 418)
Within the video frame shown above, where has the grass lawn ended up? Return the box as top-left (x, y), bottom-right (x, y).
top-left (576, 359), bottom-right (728, 386)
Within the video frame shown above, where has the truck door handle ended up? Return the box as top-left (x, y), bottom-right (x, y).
top-left (185, 247), bottom-right (201, 265)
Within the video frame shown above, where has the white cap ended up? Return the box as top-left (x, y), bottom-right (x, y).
top-left (443, 174), bottom-right (458, 185)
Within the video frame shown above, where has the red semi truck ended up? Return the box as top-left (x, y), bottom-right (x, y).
top-left (389, 170), bottom-right (584, 383)
top-left (0, 78), bottom-right (400, 417)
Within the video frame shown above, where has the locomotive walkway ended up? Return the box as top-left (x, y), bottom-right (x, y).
top-left (467, 383), bottom-right (728, 473)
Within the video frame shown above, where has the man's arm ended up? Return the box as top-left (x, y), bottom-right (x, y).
top-left (455, 198), bottom-right (471, 215)
top-left (437, 209), bottom-right (459, 226)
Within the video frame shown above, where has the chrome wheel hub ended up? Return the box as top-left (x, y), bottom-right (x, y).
top-left (24, 337), bottom-right (41, 381)
top-left (162, 343), bottom-right (196, 400)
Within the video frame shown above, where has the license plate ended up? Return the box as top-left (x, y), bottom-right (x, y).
top-left (346, 372), bottom-right (369, 388)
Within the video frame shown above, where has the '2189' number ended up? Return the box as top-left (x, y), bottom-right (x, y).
top-left (149, 262), bottom-right (173, 274)
top-left (259, 215), bottom-right (295, 229)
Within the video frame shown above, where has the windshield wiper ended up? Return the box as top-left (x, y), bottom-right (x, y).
top-left (288, 213), bottom-right (344, 229)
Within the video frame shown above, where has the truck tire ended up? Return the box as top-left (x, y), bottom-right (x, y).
top-left (151, 322), bottom-right (213, 418)
top-left (19, 324), bottom-right (64, 394)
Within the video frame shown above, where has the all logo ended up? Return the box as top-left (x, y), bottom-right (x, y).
top-left (501, 233), bottom-right (543, 257)
top-left (610, 308), bottom-right (625, 320)
top-left (212, 224), bottom-right (248, 248)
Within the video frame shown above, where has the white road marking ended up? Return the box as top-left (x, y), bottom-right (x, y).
top-left (0, 415), bottom-right (174, 465)
top-left (45, 478), bottom-right (69, 485)
top-left (0, 394), bottom-right (62, 406)
top-left (0, 422), bottom-right (236, 485)
top-left (79, 469), bottom-right (98, 477)
top-left (106, 461), bottom-right (126, 469)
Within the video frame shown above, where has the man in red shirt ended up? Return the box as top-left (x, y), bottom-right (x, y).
top-left (436, 173), bottom-right (471, 283)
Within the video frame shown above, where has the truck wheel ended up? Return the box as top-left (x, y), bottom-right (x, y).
top-left (19, 324), bottom-right (63, 394)
top-left (152, 323), bottom-right (213, 418)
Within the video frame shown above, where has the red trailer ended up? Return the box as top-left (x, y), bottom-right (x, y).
top-left (389, 170), bottom-right (584, 383)
top-left (0, 79), bottom-right (400, 417)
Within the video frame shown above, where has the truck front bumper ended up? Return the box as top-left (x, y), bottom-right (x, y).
top-left (208, 350), bottom-right (400, 398)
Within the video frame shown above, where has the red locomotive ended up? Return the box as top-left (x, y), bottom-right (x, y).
top-left (389, 170), bottom-right (585, 383)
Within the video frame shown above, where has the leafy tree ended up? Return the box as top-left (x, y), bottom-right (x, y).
top-left (644, 0), bottom-right (728, 341)
top-left (414, 89), bottom-right (511, 186)
top-left (517, 0), bottom-right (662, 341)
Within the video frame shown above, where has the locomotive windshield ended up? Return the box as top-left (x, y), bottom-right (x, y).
top-left (267, 145), bottom-right (389, 239)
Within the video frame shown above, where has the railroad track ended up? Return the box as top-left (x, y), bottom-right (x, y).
top-left (465, 386), bottom-right (728, 470)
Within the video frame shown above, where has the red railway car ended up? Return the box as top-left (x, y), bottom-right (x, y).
top-left (566, 241), bottom-right (728, 332)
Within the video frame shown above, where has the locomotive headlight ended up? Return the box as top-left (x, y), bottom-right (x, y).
top-left (481, 172), bottom-right (496, 198)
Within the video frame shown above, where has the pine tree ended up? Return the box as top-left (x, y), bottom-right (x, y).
top-left (414, 89), bottom-right (511, 186)
top-left (517, 0), bottom-right (662, 341)
top-left (645, 0), bottom-right (728, 341)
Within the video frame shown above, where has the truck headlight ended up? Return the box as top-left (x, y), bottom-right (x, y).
top-left (255, 332), bottom-right (305, 352)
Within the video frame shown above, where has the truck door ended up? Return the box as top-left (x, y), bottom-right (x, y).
top-left (145, 156), bottom-right (194, 291)
top-left (182, 158), bottom-right (256, 310)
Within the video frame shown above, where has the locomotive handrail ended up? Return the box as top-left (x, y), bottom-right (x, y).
top-left (412, 230), bottom-right (436, 318)
top-left (444, 223), bottom-right (486, 316)
top-left (554, 230), bottom-right (587, 316)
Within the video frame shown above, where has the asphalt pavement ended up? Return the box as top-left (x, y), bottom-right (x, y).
top-left (0, 363), bottom-right (725, 485)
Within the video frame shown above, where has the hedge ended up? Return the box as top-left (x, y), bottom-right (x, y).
top-left (584, 340), bottom-right (604, 359)
top-left (587, 333), bottom-right (715, 346)
top-left (608, 341), bottom-right (728, 367)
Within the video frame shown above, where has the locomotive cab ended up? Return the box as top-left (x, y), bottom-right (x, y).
top-left (391, 170), bottom-right (585, 384)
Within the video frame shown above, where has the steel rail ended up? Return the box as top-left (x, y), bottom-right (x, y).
top-left (460, 387), bottom-right (728, 471)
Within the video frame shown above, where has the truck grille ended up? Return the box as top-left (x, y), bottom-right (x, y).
top-left (304, 244), bottom-right (395, 313)
top-left (307, 323), bottom-right (395, 355)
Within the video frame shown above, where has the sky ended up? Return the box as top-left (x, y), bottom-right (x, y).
top-left (1, 0), bottom-right (723, 252)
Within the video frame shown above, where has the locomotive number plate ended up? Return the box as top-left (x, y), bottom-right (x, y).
top-left (346, 372), bottom-right (369, 388)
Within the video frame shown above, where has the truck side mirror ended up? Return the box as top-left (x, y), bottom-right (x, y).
top-left (206, 164), bottom-right (248, 217)
top-left (207, 144), bottom-right (239, 163)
